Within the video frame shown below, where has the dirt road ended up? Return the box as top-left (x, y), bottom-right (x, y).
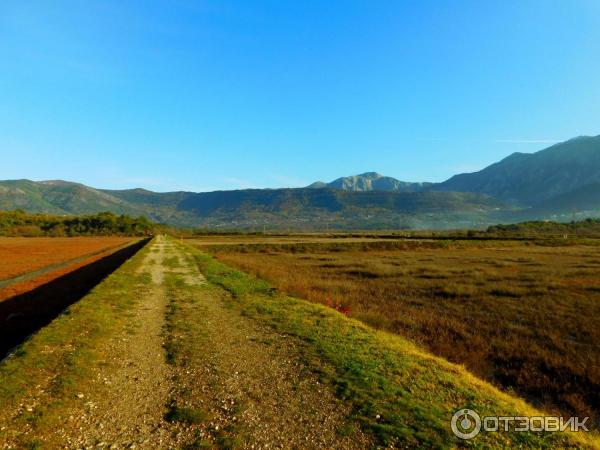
top-left (46, 236), bottom-right (185, 448)
top-left (40, 236), bottom-right (369, 449)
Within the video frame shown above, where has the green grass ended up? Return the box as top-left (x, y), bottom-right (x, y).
top-left (189, 244), bottom-right (599, 449)
top-left (164, 255), bottom-right (181, 268)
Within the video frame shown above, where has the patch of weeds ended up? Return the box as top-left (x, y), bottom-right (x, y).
top-left (165, 404), bottom-right (208, 424)
top-left (214, 424), bottom-right (244, 449)
top-left (344, 269), bottom-right (381, 279)
top-left (338, 421), bottom-right (358, 437)
top-left (182, 434), bottom-right (213, 450)
top-left (139, 272), bottom-right (153, 284)
top-left (164, 340), bottom-right (182, 364)
top-left (230, 400), bottom-right (247, 416)
top-left (433, 285), bottom-right (475, 298)
top-left (417, 273), bottom-right (449, 280)
top-left (23, 440), bottom-right (43, 450)
top-left (489, 288), bottom-right (521, 298)
top-left (164, 256), bottom-right (181, 268)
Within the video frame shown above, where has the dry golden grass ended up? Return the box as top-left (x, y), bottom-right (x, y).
top-left (187, 233), bottom-right (408, 247)
top-left (197, 238), bottom-right (600, 421)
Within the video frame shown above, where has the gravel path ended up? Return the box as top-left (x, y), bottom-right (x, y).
top-left (55, 236), bottom-right (189, 449)
top-left (163, 240), bottom-right (371, 449)
top-left (170, 284), bottom-right (372, 449)
top-left (3, 237), bottom-right (371, 449)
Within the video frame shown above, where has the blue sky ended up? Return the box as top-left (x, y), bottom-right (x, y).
top-left (1, 0), bottom-right (600, 192)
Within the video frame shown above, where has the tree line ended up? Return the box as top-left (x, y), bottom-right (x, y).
top-left (0, 210), bottom-right (155, 237)
top-left (486, 218), bottom-right (600, 237)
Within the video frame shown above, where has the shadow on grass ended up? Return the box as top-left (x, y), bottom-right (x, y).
top-left (0, 238), bottom-right (150, 359)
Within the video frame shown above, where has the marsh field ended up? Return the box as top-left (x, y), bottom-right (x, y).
top-left (191, 235), bottom-right (600, 423)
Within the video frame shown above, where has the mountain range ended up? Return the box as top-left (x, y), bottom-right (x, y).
top-left (1, 135), bottom-right (600, 229)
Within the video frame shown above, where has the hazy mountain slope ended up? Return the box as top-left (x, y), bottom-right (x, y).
top-left (100, 188), bottom-right (191, 208)
top-left (309, 172), bottom-right (432, 192)
top-left (0, 180), bottom-right (146, 216)
top-left (0, 180), bottom-right (502, 229)
top-left (100, 188), bottom-right (193, 222)
top-left (435, 135), bottom-right (600, 205)
top-left (178, 188), bottom-right (500, 215)
top-left (174, 188), bottom-right (504, 229)
top-left (37, 181), bottom-right (143, 215)
top-left (528, 182), bottom-right (600, 215)
top-left (0, 180), bottom-right (65, 213)
top-left (0, 180), bottom-right (197, 223)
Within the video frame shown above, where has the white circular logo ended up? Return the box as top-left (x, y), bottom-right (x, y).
top-left (451, 409), bottom-right (481, 439)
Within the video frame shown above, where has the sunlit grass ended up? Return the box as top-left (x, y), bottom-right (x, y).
top-left (198, 239), bottom-right (600, 422)
top-left (190, 244), bottom-right (599, 448)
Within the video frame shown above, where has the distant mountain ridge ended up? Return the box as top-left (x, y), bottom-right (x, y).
top-left (308, 172), bottom-right (432, 193)
top-left (1, 135), bottom-right (600, 229)
top-left (0, 179), bottom-right (502, 229)
top-left (434, 135), bottom-right (600, 204)
top-left (308, 135), bottom-right (600, 209)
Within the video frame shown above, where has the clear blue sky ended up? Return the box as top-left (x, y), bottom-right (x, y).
top-left (1, 1), bottom-right (600, 192)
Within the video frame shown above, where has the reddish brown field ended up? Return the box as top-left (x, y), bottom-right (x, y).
top-left (199, 238), bottom-right (600, 420)
top-left (0, 237), bottom-right (133, 301)
top-left (0, 239), bottom-right (148, 360)
top-left (0, 237), bottom-right (132, 281)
